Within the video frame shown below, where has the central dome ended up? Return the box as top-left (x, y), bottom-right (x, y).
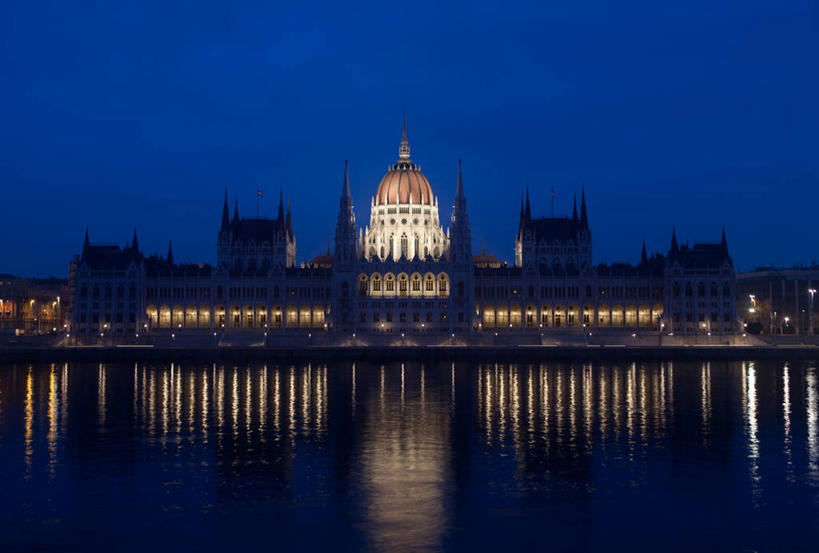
top-left (374, 123), bottom-right (434, 206)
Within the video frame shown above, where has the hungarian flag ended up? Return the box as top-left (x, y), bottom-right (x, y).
top-left (257, 189), bottom-right (264, 198)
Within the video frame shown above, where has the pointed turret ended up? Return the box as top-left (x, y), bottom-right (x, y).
top-left (670, 226), bottom-right (679, 255)
top-left (334, 159), bottom-right (357, 265)
top-left (580, 185), bottom-right (588, 228)
top-left (277, 189), bottom-right (285, 225)
top-left (525, 186), bottom-right (531, 219)
top-left (285, 199), bottom-right (292, 237)
top-left (233, 196), bottom-right (239, 222)
top-left (167, 241), bottom-right (174, 265)
top-left (221, 189), bottom-right (230, 230)
top-left (131, 228), bottom-right (139, 251)
top-left (82, 227), bottom-right (90, 257)
top-left (455, 159), bottom-right (465, 201)
top-left (721, 226), bottom-right (728, 252)
top-left (572, 194), bottom-right (578, 222)
top-left (641, 240), bottom-right (647, 263)
top-left (342, 159), bottom-right (351, 201)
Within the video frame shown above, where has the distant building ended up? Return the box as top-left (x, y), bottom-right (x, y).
top-left (70, 124), bottom-right (737, 340)
top-left (737, 265), bottom-right (819, 334)
top-left (0, 274), bottom-right (68, 335)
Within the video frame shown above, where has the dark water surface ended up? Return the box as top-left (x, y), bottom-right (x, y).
top-left (1, 360), bottom-right (818, 552)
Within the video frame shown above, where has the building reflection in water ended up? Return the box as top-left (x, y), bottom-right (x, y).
top-left (360, 363), bottom-right (449, 553)
top-left (12, 359), bottom-right (819, 550)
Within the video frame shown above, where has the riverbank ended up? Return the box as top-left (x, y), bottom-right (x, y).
top-left (1, 343), bottom-right (818, 363)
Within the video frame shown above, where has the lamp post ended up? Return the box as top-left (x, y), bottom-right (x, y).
top-left (809, 288), bottom-right (816, 335)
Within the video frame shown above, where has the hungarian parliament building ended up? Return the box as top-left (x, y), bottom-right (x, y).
top-left (70, 125), bottom-right (737, 341)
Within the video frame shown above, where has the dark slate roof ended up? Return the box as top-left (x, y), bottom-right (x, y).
top-left (145, 255), bottom-right (212, 278)
top-left (671, 243), bottom-right (732, 269)
top-left (224, 217), bottom-right (286, 243)
top-left (597, 254), bottom-right (666, 277)
top-left (81, 244), bottom-right (142, 269)
top-left (523, 217), bottom-right (587, 241)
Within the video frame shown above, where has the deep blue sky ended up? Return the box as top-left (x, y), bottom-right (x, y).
top-left (1, 1), bottom-right (817, 277)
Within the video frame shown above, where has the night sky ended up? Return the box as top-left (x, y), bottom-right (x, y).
top-left (1, 1), bottom-right (817, 277)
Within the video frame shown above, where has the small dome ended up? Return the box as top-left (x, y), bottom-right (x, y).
top-left (374, 122), bottom-right (434, 206)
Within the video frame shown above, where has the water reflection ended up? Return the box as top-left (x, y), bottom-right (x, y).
top-left (3, 360), bottom-right (819, 551)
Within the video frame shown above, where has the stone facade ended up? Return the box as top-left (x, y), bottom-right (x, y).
top-left (70, 126), bottom-right (738, 340)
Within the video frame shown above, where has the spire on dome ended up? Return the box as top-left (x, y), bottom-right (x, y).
top-left (398, 117), bottom-right (410, 162)
top-left (572, 194), bottom-right (578, 222)
top-left (580, 185), bottom-right (588, 228)
top-left (221, 189), bottom-right (230, 230)
top-left (233, 196), bottom-right (239, 222)
top-left (167, 241), bottom-right (174, 265)
top-left (82, 227), bottom-right (90, 257)
top-left (721, 225), bottom-right (728, 251)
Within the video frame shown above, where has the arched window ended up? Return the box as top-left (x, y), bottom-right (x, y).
top-left (685, 283), bottom-right (693, 297)
top-left (698, 283), bottom-right (705, 297)
top-left (372, 274), bottom-right (382, 292)
top-left (673, 283), bottom-right (680, 297)
top-left (358, 275), bottom-right (368, 296)
top-left (398, 274), bottom-right (408, 296)
top-left (411, 274), bottom-right (421, 292)
top-left (458, 281), bottom-right (465, 298)
top-left (341, 282), bottom-right (349, 298)
top-left (723, 282), bottom-right (731, 297)
top-left (400, 234), bottom-right (408, 258)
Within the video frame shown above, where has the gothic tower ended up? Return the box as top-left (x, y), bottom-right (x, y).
top-left (332, 160), bottom-right (357, 331)
top-left (449, 160), bottom-right (474, 330)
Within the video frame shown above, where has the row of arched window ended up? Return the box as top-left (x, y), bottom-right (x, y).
top-left (478, 304), bottom-right (664, 329)
top-left (358, 272), bottom-right (449, 298)
top-left (145, 304), bottom-right (326, 329)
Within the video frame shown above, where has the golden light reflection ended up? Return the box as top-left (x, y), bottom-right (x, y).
top-left (98, 364), bottom-right (107, 428)
top-left (361, 363), bottom-right (449, 553)
top-left (782, 364), bottom-right (792, 474)
top-left (701, 362), bottom-right (712, 442)
top-left (807, 368), bottom-right (818, 471)
top-left (744, 361), bottom-right (761, 497)
top-left (24, 367), bottom-right (33, 479)
top-left (47, 364), bottom-right (57, 476)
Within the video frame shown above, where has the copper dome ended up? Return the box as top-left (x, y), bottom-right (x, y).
top-left (374, 122), bottom-right (434, 206)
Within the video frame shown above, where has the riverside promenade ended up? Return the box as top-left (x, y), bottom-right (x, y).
top-left (2, 340), bottom-right (818, 364)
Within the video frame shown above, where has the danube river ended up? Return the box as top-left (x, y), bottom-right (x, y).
top-left (1, 359), bottom-right (817, 551)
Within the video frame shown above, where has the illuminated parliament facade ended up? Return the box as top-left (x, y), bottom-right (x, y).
top-left (70, 126), bottom-right (738, 342)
